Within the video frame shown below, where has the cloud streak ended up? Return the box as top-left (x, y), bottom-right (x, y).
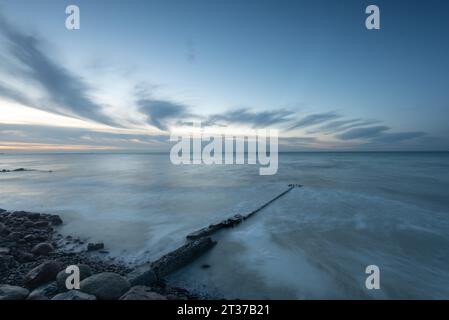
top-left (308, 118), bottom-right (381, 134)
top-left (337, 125), bottom-right (426, 144)
top-left (337, 126), bottom-right (390, 140)
top-left (0, 15), bottom-right (118, 127)
top-left (205, 108), bottom-right (295, 128)
top-left (137, 99), bottom-right (191, 131)
top-left (287, 112), bottom-right (340, 131)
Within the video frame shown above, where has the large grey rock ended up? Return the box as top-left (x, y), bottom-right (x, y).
top-left (0, 247), bottom-right (10, 255)
top-left (56, 264), bottom-right (92, 292)
top-left (0, 285), bottom-right (29, 300)
top-left (52, 290), bottom-right (96, 300)
top-left (0, 254), bottom-right (17, 269)
top-left (31, 242), bottom-right (54, 256)
top-left (80, 272), bottom-right (130, 300)
top-left (33, 221), bottom-right (49, 228)
top-left (119, 286), bottom-right (166, 300)
top-left (126, 264), bottom-right (157, 287)
top-left (28, 281), bottom-right (58, 299)
top-left (0, 222), bottom-right (10, 236)
top-left (27, 293), bottom-right (49, 300)
top-left (24, 261), bottom-right (61, 289)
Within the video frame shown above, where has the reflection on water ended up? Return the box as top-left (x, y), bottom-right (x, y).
top-left (1, 152), bottom-right (449, 299)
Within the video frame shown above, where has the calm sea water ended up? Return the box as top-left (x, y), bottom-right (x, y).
top-left (1, 152), bottom-right (449, 299)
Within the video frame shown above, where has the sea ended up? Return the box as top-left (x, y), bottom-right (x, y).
top-left (1, 152), bottom-right (449, 299)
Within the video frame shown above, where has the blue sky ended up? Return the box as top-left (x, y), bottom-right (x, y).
top-left (0, 0), bottom-right (448, 151)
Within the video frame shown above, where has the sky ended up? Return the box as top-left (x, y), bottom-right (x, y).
top-left (0, 0), bottom-right (448, 152)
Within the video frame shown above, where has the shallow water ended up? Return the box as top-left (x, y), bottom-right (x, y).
top-left (1, 152), bottom-right (449, 299)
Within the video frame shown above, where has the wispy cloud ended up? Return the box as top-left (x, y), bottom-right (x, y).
top-left (372, 131), bottom-right (426, 143)
top-left (137, 99), bottom-right (191, 131)
top-left (0, 15), bottom-right (118, 127)
top-left (337, 126), bottom-right (390, 140)
top-left (337, 126), bottom-right (426, 144)
top-left (0, 83), bottom-right (35, 107)
top-left (287, 112), bottom-right (340, 131)
top-left (205, 108), bottom-right (295, 128)
top-left (308, 118), bottom-right (380, 134)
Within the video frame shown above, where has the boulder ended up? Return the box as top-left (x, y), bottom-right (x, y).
top-left (126, 264), bottom-right (158, 287)
top-left (31, 242), bottom-right (54, 256)
top-left (34, 221), bottom-right (49, 228)
top-left (7, 231), bottom-right (21, 240)
top-left (24, 234), bottom-right (36, 242)
top-left (0, 222), bottom-right (6, 235)
top-left (0, 285), bottom-right (29, 300)
top-left (24, 220), bottom-right (34, 228)
top-left (0, 254), bottom-right (17, 269)
top-left (0, 247), bottom-right (10, 255)
top-left (56, 264), bottom-right (92, 292)
top-left (12, 211), bottom-right (28, 217)
top-left (24, 261), bottom-right (62, 289)
top-left (29, 281), bottom-right (58, 299)
top-left (52, 290), bottom-right (96, 300)
top-left (27, 213), bottom-right (41, 220)
top-left (119, 286), bottom-right (167, 300)
top-left (80, 272), bottom-right (130, 300)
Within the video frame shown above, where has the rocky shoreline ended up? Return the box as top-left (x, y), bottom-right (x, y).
top-left (0, 168), bottom-right (53, 173)
top-left (0, 208), bottom-right (201, 300)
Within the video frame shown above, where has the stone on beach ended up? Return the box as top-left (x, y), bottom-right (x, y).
top-left (0, 222), bottom-right (8, 235)
top-left (52, 290), bottom-right (97, 300)
top-left (31, 242), bottom-right (54, 256)
top-left (126, 263), bottom-right (158, 287)
top-left (0, 284), bottom-right (29, 300)
top-left (24, 261), bottom-right (62, 289)
top-left (0, 247), bottom-right (10, 255)
top-left (23, 220), bottom-right (34, 228)
top-left (80, 272), bottom-right (130, 300)
top-left (34, 221), bottom-right (49, 228)
top-left (119, 286), bottom-right (167, 300)
top-left (28, 281), bottom-right (58, 299)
